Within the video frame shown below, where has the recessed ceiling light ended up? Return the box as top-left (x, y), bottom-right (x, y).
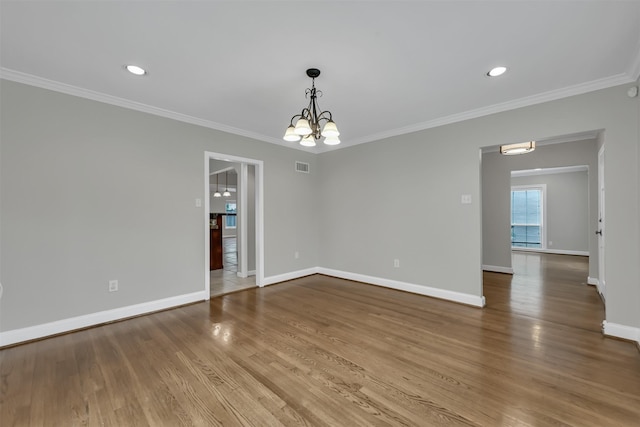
top-left (125, 65), bottom-right (147, 76)
top-left (487, 66), bottom-right (507, 77)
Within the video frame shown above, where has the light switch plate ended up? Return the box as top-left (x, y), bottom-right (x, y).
top-left (461, 194), bottom-right (472, 204)
top-left (195, 198), bottom-right (202, 207)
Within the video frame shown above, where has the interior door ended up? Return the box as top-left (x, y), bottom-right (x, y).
top-left (597, 146), bottom-right (605, 300)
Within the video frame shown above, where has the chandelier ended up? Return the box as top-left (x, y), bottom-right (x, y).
top-left (283, 68), bottom-right (340, 147)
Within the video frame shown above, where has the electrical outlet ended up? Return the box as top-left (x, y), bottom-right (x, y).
top-left (109, 280), bottom-right (119, 292)
top-left (394, 259), bottom-right (400, 268)
top-left (195, 198), bottom-right (202, 208)
top-left (549, 241), bottom-right (553, 246)
top-left (294, 251), bottom-right (299, 259)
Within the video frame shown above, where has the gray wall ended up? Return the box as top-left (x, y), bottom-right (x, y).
top-left (0, 80), bottom-right (318, 331)
top-left (511, 170), bottom-right (589, 253)
top-left (483, 140), bottom-right (597, 278)
top-left (1, 78), bottom-right (639, 338)
top-left (318, 129), bottom-right (483, 298)
top-left (319, 84), bottom-right (638, 330)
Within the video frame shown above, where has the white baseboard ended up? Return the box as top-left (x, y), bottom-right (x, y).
top-left (236, 270), bottom-right (256, 279)
top-left (317, 267), bottom-right (485, 307)
top-left (602, 321), bottom-right (640, 345)
top-left (512, 247), bottom-right (589, 256)
top-left (0, 290), bottom-right (207, 347)
top-left (587, 276), bottom-right (599, 286)
top-left (261, 267), bottom-right (318, 287)
top-left (482, 265), bottom-right (514, 274)
top-left (544, 249), bottom-right (589, 256)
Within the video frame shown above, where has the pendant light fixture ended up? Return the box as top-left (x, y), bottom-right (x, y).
top-left (223, 171), bottom-right (231, 197)
top-left (283, 68), bottom-right (340, 146)
top-left (500, 141), bottom-right (536, 155)
top-left (213, 174), bottom-right (222, 198)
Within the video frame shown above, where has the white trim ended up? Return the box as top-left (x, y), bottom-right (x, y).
top-left (587, 276), bottom-right (599, 286)
top-left (511, 247), bottom-right (589, 256)
top-left (602, 321), bottom-right (640, 344)
top-left (239, 164), bottom-right (248, 278)
top-left (261, 268), bottom-right (318, 287)
top-left (204, 154), bottom-right (212, 298)
top-left (482, 265), bottom-right (514, 274)
top-left (596, 144), bottom-right (606, 299)
top-left (0, 291), bottom-right (206, 347)
top-left (318, 268), bottom-right (485, 307)
top-left (236, 270), bottom-right (256, 278)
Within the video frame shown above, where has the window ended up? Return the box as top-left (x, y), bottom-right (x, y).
top-left (225, 201), bottom-right (236, 228)
top-left (511, 186), bottom-right (544, 248)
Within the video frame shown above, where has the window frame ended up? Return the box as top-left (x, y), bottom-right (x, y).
top-left (225, 200), bottom-right (237, 229)
top-left (510, 184), bottom-right (547, 250)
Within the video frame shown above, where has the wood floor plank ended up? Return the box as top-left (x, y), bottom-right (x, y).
top-left (1, 252), bottom-right (639, 426)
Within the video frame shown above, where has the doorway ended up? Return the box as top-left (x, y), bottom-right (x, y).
top-left (204, 152), bottom-right (264, 298)
top-left (480, 132), bottom-right (602, 311)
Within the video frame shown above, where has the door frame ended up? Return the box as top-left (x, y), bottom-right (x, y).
top-left (597, 144), bottom-right (606, 300)
top-left (204, 151), bottom-right (264, 298)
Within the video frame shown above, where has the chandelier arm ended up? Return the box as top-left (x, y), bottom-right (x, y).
top-left (317, 111), bottom-right (333, 123)
top-left (288, 114), bottom-right (301, 125)
top-left (288, 109), bottom-right (311, 126)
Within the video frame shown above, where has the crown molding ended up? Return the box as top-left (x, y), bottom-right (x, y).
top-left (339, 72), bottom-right (636, 150)
top-left (0, 67), bottom-right (316, 152)
top-left (2, 67), bottom-right (635, 155)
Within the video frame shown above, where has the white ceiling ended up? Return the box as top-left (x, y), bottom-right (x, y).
top-left (1, 1), bottom-right (639, 153)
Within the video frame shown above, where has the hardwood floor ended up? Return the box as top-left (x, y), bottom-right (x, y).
top-left (2, 253), bottom-right (639, 426)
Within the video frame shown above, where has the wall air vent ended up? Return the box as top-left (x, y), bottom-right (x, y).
top-left (295, 161), bottom-right (310, 174)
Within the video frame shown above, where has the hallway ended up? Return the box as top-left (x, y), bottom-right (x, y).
top-left (210, 236), bottom-right (255, 297)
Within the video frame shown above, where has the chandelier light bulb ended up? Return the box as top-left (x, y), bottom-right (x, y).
top-left (321, 120), bottom-right (340, 137)
top-left (283, 125), bottom-right (301, 142)
top-left (323, 136), bottom-right (341, 145)
top-left (294, 118), bottom-right (312, 135)
top-left (300, 135), bottom-right (316, 147)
